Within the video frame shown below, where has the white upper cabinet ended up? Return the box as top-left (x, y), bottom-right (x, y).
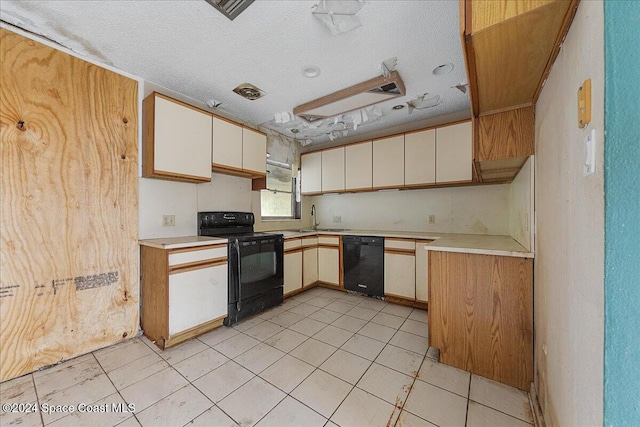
top-left (143, 93), bottom-right (212, 183)
top-left (373, 135), bottom-right (405, 188)
top-left (212, 116), bottom-right (242, 170)
top-left (405, 129), bottom-right (436, 185)
top-left (345, 141), bottom-right (372, 190)
top-left (301, 151), bottom-right (322, 194)
top-left (436, 121), bottom-right (473, 183)
top-left (321, 147), bottom-right (345, 192)
top-left (242, 127), bottom-right (267, 175)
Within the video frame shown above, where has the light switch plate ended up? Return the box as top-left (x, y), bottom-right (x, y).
top-left (584, 129), bottom-right (596, 176)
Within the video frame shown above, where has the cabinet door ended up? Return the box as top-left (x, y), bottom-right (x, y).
top-left (321, 147), bottom-right (345, 192)
top-left (384, 253), bottom-right (416, 300)
top-left (149, 94), bottom-right (212, 182)
top-left (318, 247), bottom-right (340, 285)
top-left (301, 152), bottom-right (322, 194)
top-left (168, 263), bottom-right (227, 335)
top-left (242, 127), bottom-right (267, 175)
top-left (436, 122), bottom-right (472, 183)
top-left (415, 242), bottom-right (430, 303)
top-left (212, 116), bottom-right (243, 169)
top-left (373, 135), bottom-right (405, 188)
top-left (345, 141), bottom-right (373, 190)
top-left (303, 247), bottom-right (318, 287)
top-left (405, 129), bottom-right (436, 185)
top-left (284, 250), bottom-right (303, 296)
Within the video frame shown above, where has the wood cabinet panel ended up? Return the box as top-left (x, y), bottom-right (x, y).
top-left (463, 0), bottom-right (578, 115)
top-left (284, 251), bottom-right (303, 296)
top-left (373, 135), bottom-right (405, 188)
top-left (429, 251), bottom-right (533, 390)
top-left (477, 106), bottom-right (534, 161)
top-left (405, 129), bottom-right (436, 185)
top-left (318, 247), bottom-right (340, 285)
top-left (321, 147), bottom-right (345, 192)
top-left (303, 247), bottom-right (318, 287)
top-left (470, 0), bottom-right (555, 33)
top-left (436, 122), bottom-right (473, 183)
top-left (144, 93), bottom-right (212, 182)
top-left (212, 116), bottom-right (242, 169)
top-left (242, 127), bottom-right (267, 174)
top-left (301, 152), bottom-right (322, 194)
top-left (345, 141), bottom-right (373, 190)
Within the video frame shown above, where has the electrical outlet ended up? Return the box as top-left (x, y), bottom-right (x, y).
top-left (333, 216), bottom-right (342, 223)
top-left (428, 214), bottom-right (436, 224)
top-left (162, 215), bottom-right (175, 227)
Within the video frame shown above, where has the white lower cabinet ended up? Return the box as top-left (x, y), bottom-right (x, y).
top-left (384, 239), bottom-right (416, 300)
top-left (318, 247), bottom-right (340, 285)
top-left (303, 247), bottom-right (318, 287)
top-left (384, 253), bottom-right (416, 300)
top-left (168, 263), bottom-right (227, 335)
top-left (284, 250), bottom-right (303, 296)
top-left (141, 243), bottom-right (228, 348)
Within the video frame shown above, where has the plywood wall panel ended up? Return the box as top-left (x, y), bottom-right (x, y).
top-left (0, 29), bottom-right (138, 382)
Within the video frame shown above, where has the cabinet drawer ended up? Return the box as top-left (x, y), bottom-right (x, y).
top-left (384, 239), bottom-right (416, 251)
top-left (318, 236), bottom-right (340, 246)
top-left (284, 239), bottom-right (302, 251)
top-left (169, 245), bottom-right (227, 266)
top-left (301, 237), bottom-right (318, 247)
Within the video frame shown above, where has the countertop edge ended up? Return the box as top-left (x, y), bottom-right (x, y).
top-left (139, 237), bottom-right (228, 250)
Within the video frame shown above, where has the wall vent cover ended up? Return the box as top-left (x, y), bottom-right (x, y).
top-left (205, 0), bottom-right (254, 21)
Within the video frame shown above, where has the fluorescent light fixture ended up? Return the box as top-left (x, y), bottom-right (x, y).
top-left (294, 71), bottom-right (405, 122)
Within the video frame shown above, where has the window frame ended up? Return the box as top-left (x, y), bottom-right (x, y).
top-left (260, 159), bottom-right (299, 220)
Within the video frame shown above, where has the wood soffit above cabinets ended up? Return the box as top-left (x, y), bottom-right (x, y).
top-left (460, 0), bottom-right (580, 117)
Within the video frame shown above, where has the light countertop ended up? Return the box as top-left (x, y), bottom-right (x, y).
top-left (139, 236), bottom-right (227, 250)
top-left (139, 230), bottom-right (533, 258)
top-left (278, 229), bottom-right (533, 258)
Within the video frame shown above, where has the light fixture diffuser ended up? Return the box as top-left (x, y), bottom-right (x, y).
top-left (293, 71), bottom-right (405, 122)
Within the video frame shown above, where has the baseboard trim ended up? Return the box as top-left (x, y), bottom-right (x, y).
top-left (529, 382), bottom-right (546, 427)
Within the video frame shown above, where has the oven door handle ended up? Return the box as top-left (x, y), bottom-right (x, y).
top-left (234, 240), bottom-right (242, 312)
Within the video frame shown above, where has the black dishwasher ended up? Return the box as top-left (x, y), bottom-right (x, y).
top-left (342, 235), bottom-right (384, 297)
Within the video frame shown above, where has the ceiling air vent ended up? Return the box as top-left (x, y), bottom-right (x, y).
top-left (233, 83), bottom-right (266, 101)
top-left (205, 0), bottom-right (254, 21)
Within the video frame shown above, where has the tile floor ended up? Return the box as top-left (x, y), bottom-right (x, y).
top-left (0, 287), bottom-right (534, 427)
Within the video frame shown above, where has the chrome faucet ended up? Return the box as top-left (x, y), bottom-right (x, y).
top-left (311, 204), bottom-right (319, 230)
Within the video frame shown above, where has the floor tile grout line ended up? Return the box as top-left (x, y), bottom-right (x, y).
top-left (92, 348), bottom-right (148, 427)
top-left (397, 352), bottom-right (438, 427)
top-left (30, 373), bottom-right (45, 427)
top-left (468, 399), bottom-right (535, 425)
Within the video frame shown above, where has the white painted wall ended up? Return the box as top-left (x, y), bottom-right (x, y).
top-left (197, 174), bottom-right (252, 212)
top-left (533, 1), bottom-right (604, 426)
top-left (309, 184), bottom-right (510, 234)
top-left (509, 156), bottom-right (534, 250)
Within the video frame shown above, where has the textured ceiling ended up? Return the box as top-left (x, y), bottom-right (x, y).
top-left (0, 0), bottom-right (470, 145)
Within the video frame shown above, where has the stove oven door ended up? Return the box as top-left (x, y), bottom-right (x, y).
top-left (227, 235), bottom-right (283, 325)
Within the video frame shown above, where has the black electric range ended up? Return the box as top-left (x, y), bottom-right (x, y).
top-left (198, 212), bottom-right (284, 326)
